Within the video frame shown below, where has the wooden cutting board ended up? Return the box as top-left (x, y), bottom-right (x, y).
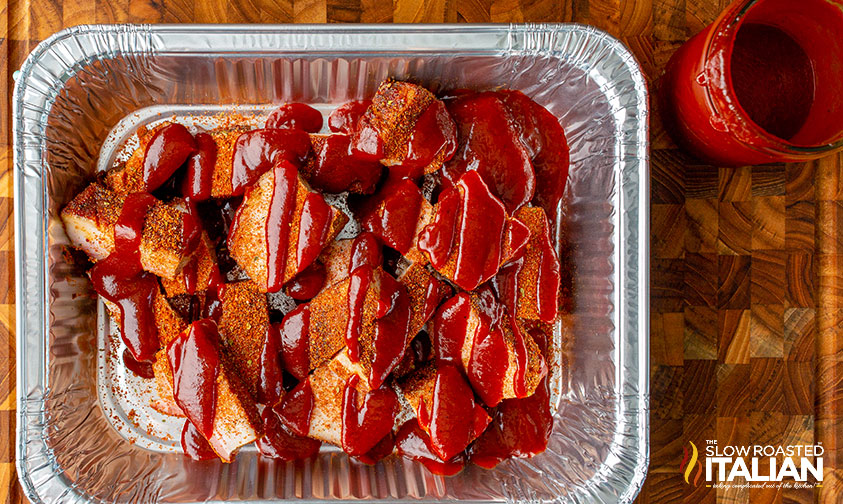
top-left (1, 0), bottom-right (840, 502)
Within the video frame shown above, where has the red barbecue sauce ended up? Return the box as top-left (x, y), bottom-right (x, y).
top-left (167, 319), bottom-right (221, 440)
top-left (730, 24), bottom-right (815, 141)
top-left (305, 134), bottom-right (383, 194)
top-left (274, 377), bottom-right (315, 437)
top-left (350, 232), bottom-right (383, 271)
top-left (230, 128), bottom-right (311, 196)
top-left (419, 170), bottom-right (507, 291)
top-left (329, 100), bottom-right (372, 134)
top-left (143, 123), bottom-right (196, 192)
top-left (266, 103), bottom-right (324, 133)
top-left (368, 272), bottom-right (412, 388)
top-left (122, 349), bottom-right (154, 379)
top-left (344, 265), bottom-right (372, 362)
top-left (350, 114), bottom-right (385, 161)
top-left (392, 100), bottom-right (458, 178)
top-left (355, 432), bottom-right (395, 465)
top-left (341, 374), bottom-right (399, 455)
top-left (257, 407), bottom-right (322, 460)
top-left (416, 364), bottom-right (490, 461)
top-left (432, 293), bottom-right (471, 364)
top-left (181, 132), bottom-right (217, 201)
top-left (284, 261), bottom-right (326, 301)
top-left (296, 193), bottom-right (333, 271)
top-left (467, 287), bottom-right (509, 407)
top-left (181, 421), bottom-right (217, 461)
top-left (395, 420), bottom-right (465, 476)
top-left (418, 189), bottom-right (459, 270)
top-left (257, 323), bottom-right (283, 406)
top-left (279, 304), bottom-right (311, 381)
top-left (497, 90), bottom-right (570, 220)
top-left (265, 161), bottom-right (299, 293)
top-left (468, 329), bottom-right (552, 468)
top-left (493, 258), bottom-right (531, 398)
top-left (89, 192), bottom-right (160, 363)
top-left (441, 93), bottom-right (535, 213)
top-left (359, 177), bottom-right (424, 255)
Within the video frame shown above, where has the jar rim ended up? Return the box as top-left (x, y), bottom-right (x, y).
top-left (701, 0), bottom-right (843, 157)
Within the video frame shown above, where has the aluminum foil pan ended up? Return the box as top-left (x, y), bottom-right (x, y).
top-left (14, 24), bottom-right (649, 503)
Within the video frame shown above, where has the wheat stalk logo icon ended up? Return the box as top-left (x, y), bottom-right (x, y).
top-left (680, 441), bottom-right (703, 485)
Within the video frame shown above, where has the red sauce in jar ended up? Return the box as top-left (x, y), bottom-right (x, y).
top-left (266, 103), bottom-right (323, 133)
top-left (730, 24), bottom-right (814, 141)
top-left (341, 374), bottom-right (399, 455)
top-left (143, 123), bottom-right (196, 192)
top-left (167, 318), bottom-right (221, 439)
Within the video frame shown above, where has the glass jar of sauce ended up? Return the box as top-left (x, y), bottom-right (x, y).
top-left (661, 0), bottom-right (843, 166)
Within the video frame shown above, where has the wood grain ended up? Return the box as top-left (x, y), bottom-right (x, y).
top-left (1, 0), bottom-right (842, 503)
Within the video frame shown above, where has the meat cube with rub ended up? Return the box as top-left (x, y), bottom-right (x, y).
top-left (167, 320), bottom-right (262, 463)
top-left (360, 80), bottom-right (457, 176)
top-left (61, 182), bottom-right (199, 279)
top-left (398, 362), bottom-right (491, 461)
top-left (227, 164), bottom-right (348, 293)
top-left (217, 279), bottom-right (268, 398)
top-left (431, 287), bottom-right (547, 407)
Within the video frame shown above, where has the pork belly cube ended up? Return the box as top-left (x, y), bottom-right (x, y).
top-left (217, 280), bottom-right (268, 397)
top-left (306, 350), bottom-right (368, 446)
top-left (313, 232), bottom-right (386, 290)
top-left (62, 184), bottom-right (199, 279)
top-left (362, 81), bottom-right (457, 175)
top-left (104, 123), bottom-right (166, 194)
top-left (497, 206), bottom-right (561, 323)
top-left (209, 128), bottom-right (250, 198)
top-left (160, 232), bottom-right (219, 298)
top-left (398, 263), bottom-right (450, 337)
top-left (206, 360), bottom-right (262, 462)
top-left (301, 133), bottom-right (383, 194)
top-left (227, 166), bottom-right (348, 293)
top-left (432, 288), bottom-right (547, 407)
top-left (61, 182), bottom-right (127, 261)
top-left (305, 266), bottom-right (412, 388)
top-left (357, 176), bottom-right (435, 264)
top-left (398, 362), bottom-right (490, 461)
top-left (150, 290), bottom-right (188, 415)
top-left (418, 170), bottom-right (530, 291)
top-left (167, 322), bottom-right (262, 462)
top-left (139, 200), bottom-right (198, 279)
